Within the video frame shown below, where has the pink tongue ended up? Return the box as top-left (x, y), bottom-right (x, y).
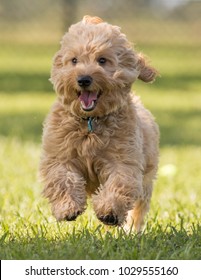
top-left (79, 91), bottom-right (98, 107)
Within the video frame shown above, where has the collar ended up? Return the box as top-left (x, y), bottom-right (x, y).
top-left (81, 116), bottom-right (98, 133)
top-left (70, 112), bottom-right (108, 133)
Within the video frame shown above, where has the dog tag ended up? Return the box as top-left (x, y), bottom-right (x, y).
top-left (87, 117), bottom-right (93, 132)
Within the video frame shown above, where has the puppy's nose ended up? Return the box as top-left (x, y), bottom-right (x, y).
top-left (77, 76), bottom-right (93, 87)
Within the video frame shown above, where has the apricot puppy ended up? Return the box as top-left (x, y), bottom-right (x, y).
top-left (39, 16), bottom-right (159, 232)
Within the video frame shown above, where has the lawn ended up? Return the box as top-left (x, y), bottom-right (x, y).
top-left (0, 39), bottom-right (201, 259)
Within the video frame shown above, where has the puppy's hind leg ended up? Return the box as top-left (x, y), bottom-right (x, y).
top-left (124, 199), bottom-right (150, 233)
top-left (124, 176), bottom-right (154, 233)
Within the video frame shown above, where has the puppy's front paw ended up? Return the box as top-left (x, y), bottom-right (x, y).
top-left (98, 213), bottom-right (118, 226)
top-left (93, 194), bottom-right (128, 226)
top-left (52, 201), bottom-right (85, 222)
top-left (65, 211), bottom-right (82, 221)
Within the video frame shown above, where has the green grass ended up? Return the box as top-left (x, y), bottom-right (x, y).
top-left (0, 39), bottom-right (201, 260)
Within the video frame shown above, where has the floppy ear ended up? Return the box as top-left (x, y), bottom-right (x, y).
top-left (50, 51), bottom-right (65, 95)
top-left (50, 51), bottom-right (63, 83)
top-left (83, 15), bottom-right (103, 24)
top-left (52, 51), bottom-right (63, 69)
top-left (137, 53), bottom-right (158, 83)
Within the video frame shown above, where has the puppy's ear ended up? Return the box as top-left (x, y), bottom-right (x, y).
top-left (83, 15), bottom-right (103, 24)
top-left (137, 53), bottom-right (158, 83)
top-left (53, 51), bottom-right (63, 69)
top-left (50, 51), bottom-right (64, 91)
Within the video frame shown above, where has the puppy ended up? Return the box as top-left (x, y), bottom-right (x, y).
top-left (39, 15), bottom-right (159, 232)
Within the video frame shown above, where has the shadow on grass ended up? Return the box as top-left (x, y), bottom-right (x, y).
top-left (0, 72), bottom-right (200, 93)
top-left (0, 224), bottom-right (200, 259)
top-left (154, 109), bottom-right (201, 147)
top-left (0, 72), bottom-right (52, 93)
top-left (0, 70), bottom-right (200, 146)
top-left (0, 112), bottom-right (45, 143)
top-left (0, 109), bottom-right (200, 146)
top-left (151, 73), bottom-right (201, 91)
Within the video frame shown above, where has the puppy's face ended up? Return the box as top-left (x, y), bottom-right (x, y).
top-left (51, 16), bottom-right (157, 117)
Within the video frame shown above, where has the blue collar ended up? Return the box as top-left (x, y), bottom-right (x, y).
top-left (81, 116), bottom-right (98, 133)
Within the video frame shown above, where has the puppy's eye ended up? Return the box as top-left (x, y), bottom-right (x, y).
top-left (72, 57), bottom-right (78, 64)
top-left (98, 57), bottom-right (107, 65)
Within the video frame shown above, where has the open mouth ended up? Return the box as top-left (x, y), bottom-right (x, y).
top-left (78, 90), bottom-right (101, 111)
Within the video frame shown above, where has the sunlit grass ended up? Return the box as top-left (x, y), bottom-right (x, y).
top-left (0, 137), bottom-right (200, 259)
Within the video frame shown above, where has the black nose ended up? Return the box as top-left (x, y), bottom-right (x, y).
top-left (77, 76), bottom-right (93, 87)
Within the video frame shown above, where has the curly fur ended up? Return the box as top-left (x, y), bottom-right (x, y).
top-left (39, 15), bottom-right (159, 232)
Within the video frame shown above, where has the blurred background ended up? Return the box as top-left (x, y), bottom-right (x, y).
top-left (0, 0), bottom-right (201, 241)
top-left (0, 0), bottom-right (201, 145)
